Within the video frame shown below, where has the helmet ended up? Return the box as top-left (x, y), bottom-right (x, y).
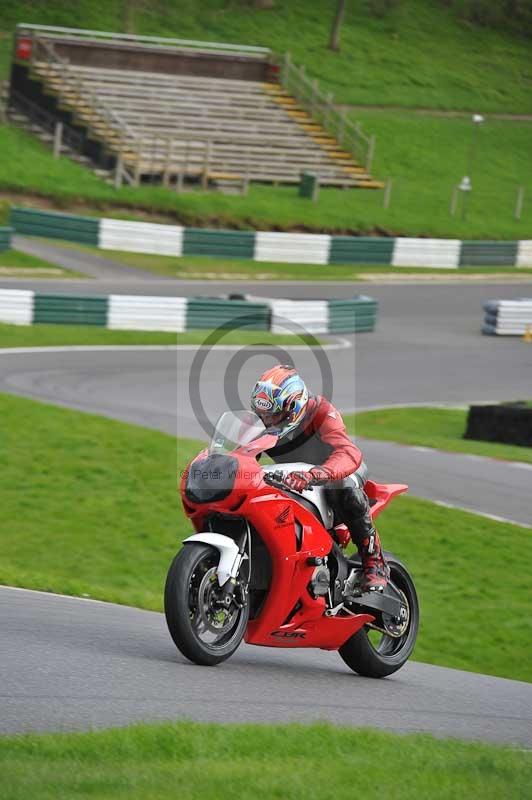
top-left (251, 365), bottom-right (309, 438)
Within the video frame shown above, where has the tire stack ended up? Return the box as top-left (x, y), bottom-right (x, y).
top-left (465, 403), bottom-right (532, 447)
top-left (482, 298), bottom-right (532, 335)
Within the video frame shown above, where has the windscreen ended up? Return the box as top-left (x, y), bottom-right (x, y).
top-left (209, 410), bottom-right (267, 454)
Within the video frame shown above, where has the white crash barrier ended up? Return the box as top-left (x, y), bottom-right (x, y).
top-left (107, 294), bottom-right (187, 331)
top-left (99, 219), bottom-right (184, 257)
top-left (0, 289), bottom-right (34, 325)
top-left (517, 241), bottom-right (532, 268)
top-left (254, 232), bottom-right (331, 265)
top-left (392, 238), bottom-right (461, 268)
top-left (483, 299), bottom-right (532, 335)
top-left (269, 299), bottom-right (329, 334)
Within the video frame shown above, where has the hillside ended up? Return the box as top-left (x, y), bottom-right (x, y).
top-left (0, 1), bottom-right (530, 238)
top-left (1, 110), bottom-right (531, 239)
top-left (0, 0), bottom-right (531, 113)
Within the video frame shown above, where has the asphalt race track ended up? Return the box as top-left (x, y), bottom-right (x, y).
top-left (2, 586), bottom-right (532, 745)
top-left (1, 280), bottom-right (531, 524)
top-left (1, 268), bottom-right (531, 743)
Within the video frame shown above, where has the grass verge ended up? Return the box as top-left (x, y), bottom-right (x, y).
top-left (0, 248), bottom-right (76, 277)
top-left (23, 239), bottom-right (532, 281)
top-left (2, 720), bottom-right (531, 800)
top-left (344, 407), bottom-right (532, 465)
top-left (0, 322), bottom-right (324, 348)
top-left (1, 392), bottom-right (530, 681)
top-left (1, 111), bottom-right (532, 240)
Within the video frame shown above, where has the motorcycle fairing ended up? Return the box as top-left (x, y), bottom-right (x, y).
top-left (180, 436), bottom-right (408, 652)
top-left (365, 480), bottom-right (408, 519)
top-left (262, 462), bottom-right (334, 529)
top-left (183, 532), bottom-right (240, 585)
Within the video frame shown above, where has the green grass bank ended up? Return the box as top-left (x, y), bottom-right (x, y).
top-left (1, 114), bottom-right (531, 239)
top-left (0, 322), bottom-right (323, 348)
top-left (345, 407), bottom-right (532, 465)
top-left (29, 239), bottom-right (532, 280)
top-left (1, 392), bottom-right (530, 681)
top-left (0, 247), bottom-right (75, 276)
top-left (2, 720), bottom-right (531, 800)
top-left (1, 0), bottom-right (531, 112)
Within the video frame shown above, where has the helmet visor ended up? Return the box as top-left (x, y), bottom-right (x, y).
top-left (256, 408), bottom-right (288, 429)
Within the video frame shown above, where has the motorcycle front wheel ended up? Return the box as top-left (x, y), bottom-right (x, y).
top-left (339, 554), bottom-right (419, 678)
top-left (164, 543), bottom-right (249, 666)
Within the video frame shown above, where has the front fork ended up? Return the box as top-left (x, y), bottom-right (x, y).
top-left (216, 524), bottom-right (250, 610)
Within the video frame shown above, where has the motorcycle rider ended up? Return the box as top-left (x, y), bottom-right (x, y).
top-left (251, 364), bottom-right (389, 592)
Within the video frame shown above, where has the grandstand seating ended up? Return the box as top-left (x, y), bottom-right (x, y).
top-left (11, 27), bottom-right (381, 190)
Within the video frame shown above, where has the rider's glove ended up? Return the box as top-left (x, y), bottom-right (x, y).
top-left (284, 467), bottom-right (330, 493)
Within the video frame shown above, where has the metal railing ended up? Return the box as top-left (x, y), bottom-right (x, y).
top-left (30, 35), bottom-right (139, 182)
top-left (0, 80), bottom-right (9, 122)
top-left (8, 88), bottom-right (85, 154)
top-left (16, 23), bottom-right (271, 59)
top-left (279, 51), bottom-right (375, 172)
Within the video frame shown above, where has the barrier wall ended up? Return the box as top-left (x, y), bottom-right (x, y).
top-left (108, 295), bottom-right (188, 332)
top-left (100, 218), bottom-right (183, 256)
top-left (0, 227), bottom-right (13, 252)
top-left (482, 298), bottom-right (532, 336)
top-left (0, 289), bottom-right (378, 334)
top-left (10, 208), bottom-right (99, 244)
top-left (9, 208), bottom-right (532, 268)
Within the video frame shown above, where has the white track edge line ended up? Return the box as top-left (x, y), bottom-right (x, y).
top-left (0, 584), bottom-right (157, 609)
top-left (0, 337), bottom-right (352, 355)
top-left (429, 499), bottom-right (531, 529)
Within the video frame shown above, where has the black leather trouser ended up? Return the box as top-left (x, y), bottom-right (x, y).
top-left (324, 475), bottom-right (374, 548)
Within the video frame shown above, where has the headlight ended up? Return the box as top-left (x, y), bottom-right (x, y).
top-left (185, 454), bottom-right (238, 504)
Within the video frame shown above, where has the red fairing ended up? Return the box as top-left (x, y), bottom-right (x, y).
top-left (179, 425), bottom-right (408, 651)
top-left (306, 396), bottom-right (362, 480)
top-left (181, 448), bottom-right (374, 649)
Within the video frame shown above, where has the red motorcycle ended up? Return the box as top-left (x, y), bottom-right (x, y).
top-left (165, 411), bottom-right (419, 678)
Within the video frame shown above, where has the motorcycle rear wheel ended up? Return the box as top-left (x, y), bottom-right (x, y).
top-left (165, 543), bottom-right (249, 666)
top-left (339, 554), bottom-right (419, 678)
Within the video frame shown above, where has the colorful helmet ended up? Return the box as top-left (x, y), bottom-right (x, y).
top-left (251, 365), bottom-right (309, 438)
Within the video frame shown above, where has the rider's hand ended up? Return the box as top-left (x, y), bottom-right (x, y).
top-left (284, 467), bottom-right (330, 493)
top-left (284, 471), bottom-right (314, 492)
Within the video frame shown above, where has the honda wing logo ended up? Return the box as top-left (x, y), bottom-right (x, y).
top-left (275, 506), bottom-right (292, 527)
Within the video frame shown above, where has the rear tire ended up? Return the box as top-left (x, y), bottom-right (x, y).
top-left (339, 554), bottom-right (419, 678)
top-left (164, 543), bottom-right (249, 666)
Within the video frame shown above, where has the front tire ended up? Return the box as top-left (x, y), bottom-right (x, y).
top-left (339, 554), bottom-right (419, 678)
top-left (164, 543), bottom-right (249, 666)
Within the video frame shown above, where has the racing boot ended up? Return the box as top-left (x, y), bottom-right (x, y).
top-left (358, 528), bottom-right (389, 593)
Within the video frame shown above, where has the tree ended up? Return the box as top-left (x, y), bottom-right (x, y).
top-left (329, 0), bottom-right (347, 51)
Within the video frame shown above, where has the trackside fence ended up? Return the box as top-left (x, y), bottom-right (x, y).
top-left (0, 290), bottom-right (378, 334)
top-left (8, 208), bottom-right (532, 268)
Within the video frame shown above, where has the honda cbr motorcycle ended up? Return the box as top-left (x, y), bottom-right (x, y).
top-left (165, 410), bottom-right (419, 678)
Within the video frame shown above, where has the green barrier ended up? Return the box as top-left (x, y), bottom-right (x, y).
top-left (329, 237), bottom-right (395, 265)
top-left (34, 294), bottom-right (108, 326)
top-left (0, 227), bottom-right (13, 252)
top-left (10, 208), bottom-right (100, 246)
top-left (328, 298), bottom-right (378, 333)
top-left (183, 228), bottom-right (255, 259)
top-left (186, 298), bottom-right (270, 331)
top-left (459, 241), bottom-right (518, 267)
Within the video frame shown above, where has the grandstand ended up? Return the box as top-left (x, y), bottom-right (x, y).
top-left (8, 24), bottom-right (381, 190)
